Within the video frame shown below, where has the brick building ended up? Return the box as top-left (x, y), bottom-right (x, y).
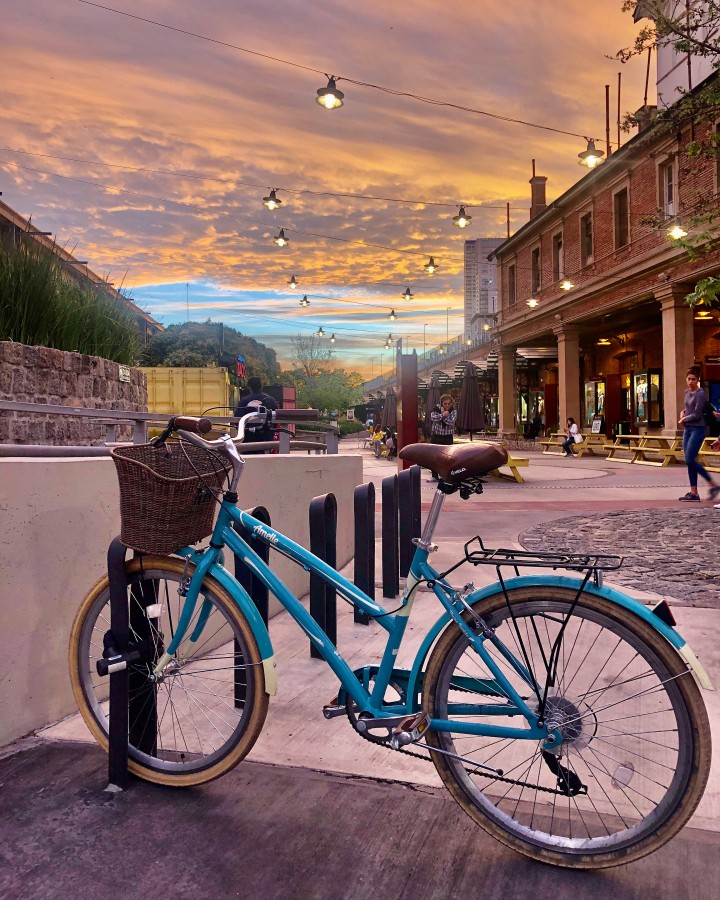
top-left (488, 72), bottom-right (720, 437)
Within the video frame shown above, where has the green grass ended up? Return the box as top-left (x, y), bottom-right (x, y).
top-left (0, 240), bottom-right (139, 364)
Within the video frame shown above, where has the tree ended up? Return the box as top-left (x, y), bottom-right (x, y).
top-left (617, 3), bottom-right (720, 306)
top-left (289, 334), bottom-right (335, 378)
top-left (291, 368), bottom-right (364, 413)
top-left (139, 321), bottom-right (281, 386)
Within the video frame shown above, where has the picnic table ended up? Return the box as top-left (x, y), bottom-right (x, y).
top-left (539, 432), bottom-right (607, 457)
top-left (490, 455), bottom-right (529, 484)
top-left (604, 435), bottom-right (684, 467)
top-left (699, 436), bottom-right (720, 473)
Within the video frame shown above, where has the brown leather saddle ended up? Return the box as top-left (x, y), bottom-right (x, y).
top-left (399, 441), bottom-right (508, 485)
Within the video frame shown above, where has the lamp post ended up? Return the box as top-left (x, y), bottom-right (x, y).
top-left (446, 307), bottom-right (451, 352)
top-left (423, 323), bottom-right (428, 359)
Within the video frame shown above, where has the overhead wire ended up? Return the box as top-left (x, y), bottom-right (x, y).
top-left (75, 0), bottom-right (601, 143)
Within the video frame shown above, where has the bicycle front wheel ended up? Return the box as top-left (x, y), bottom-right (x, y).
top-left (423, 586), bottom-right (711, 868)
top-left (69, 555), bottom-right (269, 786)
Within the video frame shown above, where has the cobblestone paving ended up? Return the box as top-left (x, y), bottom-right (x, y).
top-left (520, 507), bottom-right (720, 607)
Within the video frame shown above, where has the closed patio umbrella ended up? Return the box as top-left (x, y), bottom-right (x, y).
top-left (380, 386), bottom-right (397, 430)
top-left (456, 361), bottom-right (485, 438)
top-left (424, 376), bottom-right (441, 434)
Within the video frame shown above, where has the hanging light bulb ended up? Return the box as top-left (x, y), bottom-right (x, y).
top-left (330, 333), bottom-right (336, 343)
top-left (578, 139), bottom-right (604, 168)
top-left (401, 286), bottom-right (414, 301)
top-left (273, 228), bottom-right (289, 247)
top-left (388, 309), bottom-right (397, 320)
top-left (263, 189), bottom-right (282, 210)
top-left (526, 297), bottom-right (539, 308)
top-left (288, 274), bottom-right (298, 289)
top-left (424, 256), bottom-right (438, 274)
top-left (317, 326), bottom-right (325, 337)
top-left (452, 206), bottom-right (472, 228)
top-left (299, 295), bottom-right (310, 307)
top-left (316, 76), bottom-right (344, 109)
top-left (559, 276), bottom-right (574, 291)
top-left (667, 217), bottom-right (688, 240)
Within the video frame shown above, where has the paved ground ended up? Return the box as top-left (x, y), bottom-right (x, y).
top-left (5, 442), bottom-right (720, 898)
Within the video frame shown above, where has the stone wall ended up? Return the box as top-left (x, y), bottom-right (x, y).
top-left (0, 341), bottom-right (147, 445)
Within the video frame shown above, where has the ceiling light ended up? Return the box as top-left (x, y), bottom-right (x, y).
top-left (560, 276), bottom-right (574, 291)
top-left (288, 274), bottom-right (298, 289)
top-left (466, 339), bottom-right (472, 346)
top-left (317, 326), bottom-right (325, 337)
top-left (300, 295), bottom-right (310, 307)
top-left (424, 256), bottom-right (438, 274)
top-left (667, 218), bottom-right (688, 240)
top-left (695, 310), bottom-right (713, 320)
top-left (597, 337), bottom-right (611, 345)
top-left (330, 333), bottom-right (336, 343)
top-left (452, 206), bottom-right (472, 228)
top-left (526, 297), bottom-right (539, 308)
top-left (402, 286), bottom-right (414, 301)
top-left (273, 228), bottom-right (289, 247)
top-left (388, 309), bottom-right (397, 320)
top-left (316, 76), bottom-right (344, 109)
top-left (482, 323), bottom-right (491, 332)
top-left (578, 139), bottom-right (604, 168)
top-left (263, 189), bottom-right (282, 210)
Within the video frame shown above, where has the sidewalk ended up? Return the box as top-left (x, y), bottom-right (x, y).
top-left (4, 442), bottom-right (720, 897)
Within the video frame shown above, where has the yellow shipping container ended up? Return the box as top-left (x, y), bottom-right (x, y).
top-left (141, 367), bottom-right (236, 416)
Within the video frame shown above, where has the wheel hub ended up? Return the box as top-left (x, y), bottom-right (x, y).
top-left (541, 694), bottom-right (595, 749)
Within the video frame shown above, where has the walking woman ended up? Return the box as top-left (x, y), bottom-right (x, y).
top-left (679, 366), bottom-right (720, 502)
top-left (428, 394), bottom-right (457, 481)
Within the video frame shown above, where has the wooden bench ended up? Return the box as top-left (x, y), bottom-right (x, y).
top-left (491, 456), bottom-right (529, 483)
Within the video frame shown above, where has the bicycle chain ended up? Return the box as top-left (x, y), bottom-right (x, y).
top-left (345, 705), bottom-right (580, 797)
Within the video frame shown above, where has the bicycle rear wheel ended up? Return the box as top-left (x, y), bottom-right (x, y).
top-left (69, 555), bottom-right (269, 786)
top-left (422, 586), bottom-right (711, 868)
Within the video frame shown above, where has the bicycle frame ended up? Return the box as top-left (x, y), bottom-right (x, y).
top-left (156, 497), bottom-right (549, 743)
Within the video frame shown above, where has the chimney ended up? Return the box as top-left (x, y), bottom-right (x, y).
top-left (529, 159), bottom-right (547, 219)
top-left (633, 104), bottom-right (657, 133)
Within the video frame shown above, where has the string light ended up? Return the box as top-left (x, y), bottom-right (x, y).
top-left (667, 218), bottom-right (688, 240)
top-left (300, 295), bottom-right (310, 307)
top-left (288, 274), bottom-right (298, 289)
top-left (273, 228), bottom-right (289, 247)
top-left (578, 139), bottom-right (604, 168)
top-left (401, 286), bottom-right (414, 301)
top-left (424, 256), bottom-right (438, 274)
top-left (317, 326), bottom-right (325, 337)
top-left (263, 188), bottom-right (282, 210)
top-left (316, 76), bottom-right (344, 109)
top-left (526, 297), bottom-right (539, 308)
top-left (452, 207), bottom-right (471, 228)
top-left (388, 309), bottom-right (397, 320)
top-left (330, 333), bottom-right (336, 343)
top-left (482, 323), bottom-right (491, 331)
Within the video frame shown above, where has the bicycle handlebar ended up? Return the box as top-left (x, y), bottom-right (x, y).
top-left (171, 415), bottom-right (213, 434)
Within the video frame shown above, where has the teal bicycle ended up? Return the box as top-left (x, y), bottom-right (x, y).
top-left (69, 411), bottom-right (712, 869)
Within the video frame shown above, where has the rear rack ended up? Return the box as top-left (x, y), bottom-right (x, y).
top-left (463, 536), bottom-right (623, 573)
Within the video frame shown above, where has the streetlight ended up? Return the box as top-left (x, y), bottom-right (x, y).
top-left (423, 323), bottom-right (428, 358)
top-left (446, 307), bottom-right (451, 350)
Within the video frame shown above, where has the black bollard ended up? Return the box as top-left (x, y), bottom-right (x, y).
top-left (381, 474), bottom-right (400, 599)
top-left (353, 482), bottom-right (375, 625)
top-left (309, 493), bottom-right (338, 658)
top-left (398, 465), bottom-right (422, 578)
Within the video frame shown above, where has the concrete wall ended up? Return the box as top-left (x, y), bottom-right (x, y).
top-left (0, 453), bottom-right (362, 746)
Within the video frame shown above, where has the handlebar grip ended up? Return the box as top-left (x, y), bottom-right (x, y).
top-left (172, 415), bottom-right (213, 434)
top-left (274, 409), bottom-right (319, 422)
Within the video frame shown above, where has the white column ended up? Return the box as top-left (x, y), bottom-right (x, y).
top-left (553, 326), bottom-right (581, 428)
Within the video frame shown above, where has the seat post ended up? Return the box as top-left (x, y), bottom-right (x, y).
top-left (415, 488), bottom-right (446, 550)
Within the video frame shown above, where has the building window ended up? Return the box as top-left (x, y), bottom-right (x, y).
top-left (614, 187), bottom-right (629, 249)
top-left (580, 212), bottom-right (593, 266)
top-left (552, 232), bottom-right (563, 282)
top-left (507, 264), bottom-right (516, 306)
top-left (531, 247), bottom-right (541, 294)
top-left (658, 160), bottom-right (675, 217)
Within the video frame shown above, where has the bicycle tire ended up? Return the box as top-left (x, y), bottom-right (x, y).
top-left (422, 586), bottom-right (711, 868)
top-left (69, 555), bottom-right (269, 787)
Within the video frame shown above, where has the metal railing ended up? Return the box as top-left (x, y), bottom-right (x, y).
top-left (0, 400), bottom-right (339, 456)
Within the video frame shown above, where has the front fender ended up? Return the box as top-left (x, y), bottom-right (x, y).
top-left (208, 562), bottom-right (278, 696)
top-left (406, 575), bottom-right (712, 705)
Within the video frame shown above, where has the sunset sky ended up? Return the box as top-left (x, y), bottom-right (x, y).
top-left (1, 1), bottom-right (651, 376)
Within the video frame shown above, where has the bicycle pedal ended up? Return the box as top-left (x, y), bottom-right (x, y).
top-left (322, 699), bottom-right (346, 719)
top-left (390, 712), bottom-right (430, 750)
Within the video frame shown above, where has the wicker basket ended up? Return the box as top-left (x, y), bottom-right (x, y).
top-left (112, 443), bottom-right (231, 554)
